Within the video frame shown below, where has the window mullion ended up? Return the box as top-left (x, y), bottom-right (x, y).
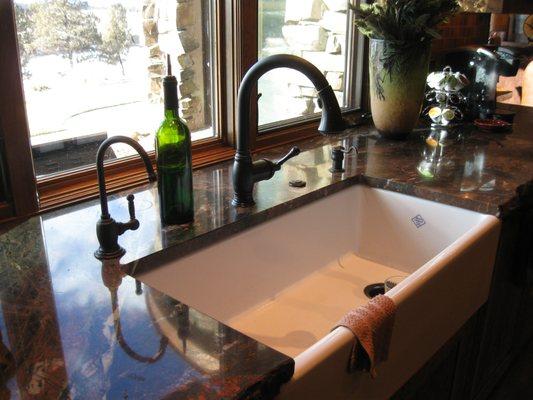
top-left (222, 0), bottom-right (258, 149)
top-left (0, 1), bottom-right (38, 219)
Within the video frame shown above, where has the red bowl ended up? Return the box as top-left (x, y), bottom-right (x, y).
top-left (474, 118), bottom-right (512, 133)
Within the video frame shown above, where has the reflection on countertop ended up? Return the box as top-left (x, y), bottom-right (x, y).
top-left (0, 104), bottom-right (532, 399)
top-left (0, 215), bottom-right (293, 399)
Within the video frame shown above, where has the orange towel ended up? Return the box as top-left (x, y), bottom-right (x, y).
top-left (333, 294), bottom-right (396, 377)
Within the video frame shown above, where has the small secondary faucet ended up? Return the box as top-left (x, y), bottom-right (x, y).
top-left (95, 136), bottom-right (157, 260)
top-left (232, 54), bottom-right (346, 207)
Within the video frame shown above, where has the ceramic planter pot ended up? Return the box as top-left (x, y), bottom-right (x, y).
top-left (369, 38), bottom-right (431, 140)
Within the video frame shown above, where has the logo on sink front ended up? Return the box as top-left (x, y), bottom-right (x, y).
top-left (412, 214), bottom-right (426, 229)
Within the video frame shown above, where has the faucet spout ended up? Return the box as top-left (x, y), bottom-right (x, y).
top-left (237, 54), bottom-right (344, 157)
top-left (95, 136), bottom-right (157, 259)
top-left (233, 54), bottom-right (345, 207)
top-left (96, 136), bottom-right (156, 218)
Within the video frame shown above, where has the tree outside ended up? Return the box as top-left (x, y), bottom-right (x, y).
top-left (30, 0), bottom-right (102, 66)
top-left (13, 0), bottom-right (146, 143)
top-left (14, 4), bottom-right (34, 77)
top-left (99, 4), bottom-right (132, 75)
top-left (12, 0), bottom-right (214, 177)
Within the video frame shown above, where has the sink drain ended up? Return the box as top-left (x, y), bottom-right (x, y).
top-left (363, 283), bottom-right (385, 299)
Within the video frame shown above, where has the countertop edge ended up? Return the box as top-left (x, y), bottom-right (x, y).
top-left (125, 175), bottom-right (362, 276)
top-left (127, 171), bottom-right (506, 277)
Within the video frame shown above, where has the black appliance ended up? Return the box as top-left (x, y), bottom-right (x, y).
top-left (442, 46), bottom-right (520, 120)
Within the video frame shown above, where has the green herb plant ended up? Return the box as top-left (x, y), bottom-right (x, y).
top-left (352, 0), bottom-right (459, 99)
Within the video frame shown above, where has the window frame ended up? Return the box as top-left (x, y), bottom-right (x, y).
top-left (255, 0), bottom-right (364, 134)
top-left (0, 0), bottom-right (365, 219)
top-left (227, 1), bottom-right (364, 151)
top-left (0, 0), bottom-right (39, 219)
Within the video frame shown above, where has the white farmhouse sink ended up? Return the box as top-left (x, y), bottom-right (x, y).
top-left (139, 185), bottom-right (500, 399)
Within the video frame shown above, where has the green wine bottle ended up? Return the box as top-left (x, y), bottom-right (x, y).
top-left (156, 55), bottom-right (194, 225)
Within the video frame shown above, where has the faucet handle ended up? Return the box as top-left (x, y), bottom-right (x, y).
top-left (113, 195), bottom-right (140, 238)
top-left (274, 146), bottom-right (301, 170)
top-left (118, 194), bottom-right (139, 233)
top-left (127, 194), bottom-right (136, 220)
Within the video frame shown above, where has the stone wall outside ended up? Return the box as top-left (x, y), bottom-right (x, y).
top-left (278, 0), bottom-right (349, 116)
top-left (143, 0), bottom-right (208, 132)
top-left (142, 0), bottom-right (349, 127)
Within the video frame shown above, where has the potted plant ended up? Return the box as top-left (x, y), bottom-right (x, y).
top-left (352, 0), bottom-right (459, 139)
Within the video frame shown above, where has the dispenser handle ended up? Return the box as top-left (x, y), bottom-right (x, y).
top-left (127, 194), bottom-right (136, 220)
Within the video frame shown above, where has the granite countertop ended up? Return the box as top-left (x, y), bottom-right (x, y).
top-left (0, 104), bottom-right (532, 399)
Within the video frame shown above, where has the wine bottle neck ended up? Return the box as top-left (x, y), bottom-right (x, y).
top-left (163, 75), bottom-right (179, 116)
top-left (164, 109), bottom-right (179, 119)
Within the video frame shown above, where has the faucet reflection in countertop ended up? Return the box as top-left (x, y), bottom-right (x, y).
top-left (100, 260), bottom-right (169, 363)
top-left (2, 182), bottom-right (296, 398)
top-left (416, 128), bottom-right (499, 193)
top-left (0, 330), bottom-right (15, 399)
top-left (461, 149), bottom-right (496, 193)
top-left (417, 137), bottom-right (460, 183)
top-left (0, 217), bottom-right (69, 399)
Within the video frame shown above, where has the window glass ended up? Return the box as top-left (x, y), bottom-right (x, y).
top-left (258, 0), bottom-right (353, 127)
top-left (14, 0), bottom-right (215, 177)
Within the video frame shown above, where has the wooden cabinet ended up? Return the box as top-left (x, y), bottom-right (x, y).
top-left (392, 312), bottom-right (483, 400)
top-left (0, 125), bottom-right (14, 221)
top-left (472, 184), bottom-right (533, 399)
top-left (487, 0), bottom-right (532, 14)
top-left (469, 209), bottom-right (526, 399)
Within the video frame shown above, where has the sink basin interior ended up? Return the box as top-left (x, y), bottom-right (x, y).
top-left (138, 185), bottom-right (494, 358)
top-left (226, 252), bottom-right (404, 356)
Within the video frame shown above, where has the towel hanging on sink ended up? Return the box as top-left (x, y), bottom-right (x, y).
top-left (332, 294), bottom-right (397, 377)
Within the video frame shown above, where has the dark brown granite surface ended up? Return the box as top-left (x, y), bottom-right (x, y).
top-left (0, 218), bottom-right (293, 399)
top-left (125, 104), bottom-right (533, 273)
top-left (0, 104), bottom-right (531, 399)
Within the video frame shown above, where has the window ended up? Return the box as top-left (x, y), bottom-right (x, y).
top-left (14, 0), bottom-right (216, 178)
top-left (257, 0), bottom-right (362, 128)
top-left (1, 0), bottom-right (364, 218)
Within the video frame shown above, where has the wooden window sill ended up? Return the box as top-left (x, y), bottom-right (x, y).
top-left (37, 140), bottom-right (236, 212)
top-left (36, 109), bottom-right (360, 214)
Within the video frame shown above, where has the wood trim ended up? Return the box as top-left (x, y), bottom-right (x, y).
top-left (361, 36), bottom-right (370, 112)
top-left (221, 0), bottom-right (235, 145)
top-left (241, 1), bottom-right (258, 150)
top-left (0, 213), bottom-right (27, 235)
top-left (0, 127), bottom-right (13, 215)
top-left (224, 0), bottom-right (258, 148)
top-left (256, 118), bottom-right (325, 149)
top-left (0, 202), bottom-right (14, 220)
top-left (0, 1), bottom-right (38, 217)
top-left (37, 140), bottom-right (236, 212)
top-left (37, 109), bottom-right (362, 213)
top-left (255, 108), bottom-right (362, 150)
top-left (1, 0), bottom-right (367, 219)
top-left (487, 0), bottom-right (531, 13)
top-left (37, 137), bottom-right (223, 189)
top-left (213, 0), bottom-right (227, 144)
top-left (0, 0), bottom-right (235, 215)
top-left (245, 0), bottom-right (367, 148)
top-left (33, 0), bottom-right (234, 213)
